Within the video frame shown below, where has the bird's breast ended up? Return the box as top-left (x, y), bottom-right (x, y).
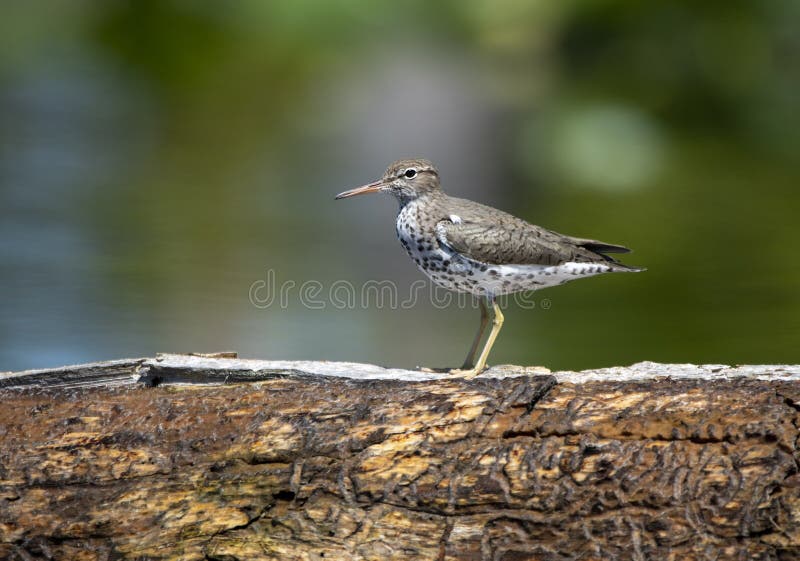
top-left (395, 203), bottom-right (486, 295)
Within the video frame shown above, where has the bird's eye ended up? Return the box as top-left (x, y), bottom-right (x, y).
top-left (404, 169), bottom-right (417, 179)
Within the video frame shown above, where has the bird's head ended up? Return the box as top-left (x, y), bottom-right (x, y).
top-left (336, 159), bottom-right (441, 203)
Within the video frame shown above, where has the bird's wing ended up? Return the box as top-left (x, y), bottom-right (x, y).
top-left (436, 219), bottom-right (577, 265)
top-left (563, 236), bottom-right (631, 254)
top-left (435, 198), bottom-right (630, 266)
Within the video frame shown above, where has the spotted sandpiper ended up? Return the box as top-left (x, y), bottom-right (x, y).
top-left (336, 159), bottom-right (643, 378)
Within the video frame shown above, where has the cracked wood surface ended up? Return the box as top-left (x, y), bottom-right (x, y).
top-left (1, 358), bottom-right (800, 560)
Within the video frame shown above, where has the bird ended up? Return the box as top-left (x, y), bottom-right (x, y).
top-left (335, 158), bottom-right (643, 378)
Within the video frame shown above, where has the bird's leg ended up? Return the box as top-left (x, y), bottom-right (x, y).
top-left (461, 298), bottom-right (490, 369)
top-left (468, 299), bottom-right (504, 377)
top-left (450, 298), bottom-right (504, 379)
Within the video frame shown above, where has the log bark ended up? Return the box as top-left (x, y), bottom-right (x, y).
top-left (1, 356), bottom-right (799, 560)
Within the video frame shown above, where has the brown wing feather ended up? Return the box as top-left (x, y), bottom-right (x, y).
top-left (437, 197), bottom-right (632, 267)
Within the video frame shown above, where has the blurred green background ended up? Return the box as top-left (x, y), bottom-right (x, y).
top-left (1, 0), bottom-right (798, 372)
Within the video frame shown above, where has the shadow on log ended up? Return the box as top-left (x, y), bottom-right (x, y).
top-left (1, 355), bottom-right (800, 560)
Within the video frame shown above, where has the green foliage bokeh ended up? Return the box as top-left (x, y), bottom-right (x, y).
top-left (1, 1), bottom-right (798, 370)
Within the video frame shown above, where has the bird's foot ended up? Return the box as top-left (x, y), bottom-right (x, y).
top-left (447, 367), bottom-right (484, 380)
top-left (416, 366), bottom-right (450, 373)
top-left (416, 365), bottom-right (484, 378)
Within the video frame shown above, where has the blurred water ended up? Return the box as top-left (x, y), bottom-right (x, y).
top-left (1, 2), bottom-right (798, 372)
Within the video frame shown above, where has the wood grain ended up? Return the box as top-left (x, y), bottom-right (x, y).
top-left (1, 358), bottom-right (799, 560)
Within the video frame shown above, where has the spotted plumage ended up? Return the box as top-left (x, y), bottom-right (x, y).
top-left (336, 158), bottom-right (643, 378)
top-left (396, 197), bottom-right (635, 297)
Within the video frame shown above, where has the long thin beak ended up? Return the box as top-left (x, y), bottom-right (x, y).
top-left (335, 179), bottom-right (384, 200)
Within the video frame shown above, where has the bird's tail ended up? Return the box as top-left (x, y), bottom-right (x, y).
top-left (568, 236), bottom-right (645, 271)
top-left (569, 237), bottom-right (632, 254)
top-left (609, 262), bottom-right (646, 273)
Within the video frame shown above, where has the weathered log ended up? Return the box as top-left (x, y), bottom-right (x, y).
top-left (1, 356), bottom-right (799, 560)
